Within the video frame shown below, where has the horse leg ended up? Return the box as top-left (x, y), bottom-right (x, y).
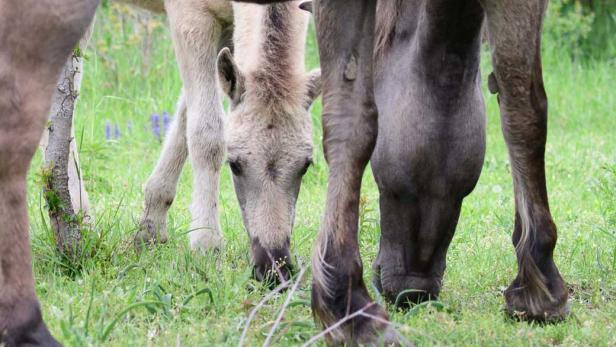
top-left (164, 0), bottom-right (227, 251)
top-left (0, 0), bottom-right (97, 344)
top-left (482, 0), bottom-right (569, 321)
top-left (136, 92), bottom-right (188, 245)
top-left (310, 0), bottom-right (398, 344)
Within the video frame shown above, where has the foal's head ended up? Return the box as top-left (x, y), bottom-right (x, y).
top-left (217, 47), bottom-right (320, 284)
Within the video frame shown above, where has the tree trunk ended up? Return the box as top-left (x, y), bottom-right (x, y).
top-left (42, 25), bottom-right (92, 257)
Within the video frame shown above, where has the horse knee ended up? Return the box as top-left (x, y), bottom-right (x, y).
top-left (143, 177), bottom-right (175, 210)
top-left (0, 107), bottom-right (48, 179)
top-left (486, 3), bottom-right (548, 129)
top-left (493, 66), bottom-right (548, 162)
top-left (186, 123), bottom-right (225, 170)
top-left (493, 55), bottom-right (545, 104)
top-left (322, 99), bottom-right (378, 166)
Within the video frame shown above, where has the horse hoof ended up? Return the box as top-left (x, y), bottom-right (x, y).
top-left (312, 280), bottom-right (411, 346)
top-left (188, 230), bottom-right (223, 253)
top-left (1, 299), bottom-right (61, 347)
top-left (504, 276), bottom-right (569, 322)
top-left (320, 302), bottom-right (409, 346)
top-left (381, 326), bottom-right (415, 347)
top-left (134, 219), bottom-right (168, 247)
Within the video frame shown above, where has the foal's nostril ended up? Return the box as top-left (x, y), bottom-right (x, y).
top-left (253, 261), bottom-right (293, 289)
top-left (251, 237), bottom-right (293, 288)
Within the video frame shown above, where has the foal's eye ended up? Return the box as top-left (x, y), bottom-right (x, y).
top-left (229, 160), bottom-right (242, 176)
top-left (299, 159), bottom-right (312, 176)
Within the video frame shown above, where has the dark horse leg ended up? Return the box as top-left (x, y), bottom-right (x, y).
top-left (371, 0), bottom-right (486, 306)
top-left (0, 0), bottom-right (97, 345)
top-left (481, 0), bottom-right (568, 321)
top-left (310, 0), bottom-right (400, 345)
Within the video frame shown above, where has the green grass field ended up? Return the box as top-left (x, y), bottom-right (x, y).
top-left (26, 5), bottom-right (616, 346)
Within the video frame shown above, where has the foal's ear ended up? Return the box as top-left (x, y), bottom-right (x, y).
top-left (303, 68), bottom-right (321, 109)
top-left (217, 47), bottom-right (245, 103)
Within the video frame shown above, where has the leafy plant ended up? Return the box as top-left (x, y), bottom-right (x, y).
top-left (543, 0), bottom-right (616, 61)
top-left (544, 0), bottom-right (595, 61)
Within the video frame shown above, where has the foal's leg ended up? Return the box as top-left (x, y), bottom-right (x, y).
top-left (137, 92), bottom-right (188, 244)
top-left (482, 0), bottom-right (568, 321)
top-left (0, 1), bottom-right (97, 344)
top-left (311, 0), bottom-right (397, 344)
top-left (164, 0), bottom-right (227, 251)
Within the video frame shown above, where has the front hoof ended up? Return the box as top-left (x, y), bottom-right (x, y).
top-left (314, 298), bottom-right (406, 346)
top-left (189, 230), bottom-right (223, 252)
top-left (312, 279), bottom-right (411, 346)
top-left (1, 299), bottom-right (61, 347)
top-left (134, 219), bottom-right (168, 247)
top-left (504, 276), bottom-right (569, 322)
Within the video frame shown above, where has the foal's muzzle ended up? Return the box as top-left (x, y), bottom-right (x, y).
top-left (251, 238), bottom-right (294, 288)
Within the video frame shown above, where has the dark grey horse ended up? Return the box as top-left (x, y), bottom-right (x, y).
top-left (0, 0), bottom-right (567, 346)
top-left (242, 0), bottom-right (569, 345)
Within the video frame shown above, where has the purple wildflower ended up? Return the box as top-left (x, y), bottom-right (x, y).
top-left (151, 114), bottom-right (161, 140)
top-left (105, 121), bottom-right (111, 140)
top-left (162, 111), bottom-right (171, 136)
top-left (114, 123), bottom-right (121, 139)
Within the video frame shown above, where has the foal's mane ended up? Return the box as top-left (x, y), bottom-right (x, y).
top-left (252, 2), bottom-right (301, 107)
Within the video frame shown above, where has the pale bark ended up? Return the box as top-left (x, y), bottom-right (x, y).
top-left (42, 26), bottom-right (92, 257)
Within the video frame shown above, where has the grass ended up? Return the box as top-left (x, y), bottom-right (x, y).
top-left (26, 4), bottom-right (616, 346)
